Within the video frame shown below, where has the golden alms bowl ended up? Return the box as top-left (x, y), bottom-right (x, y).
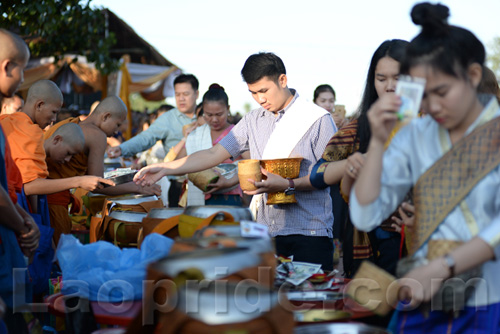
top-left (260, 157), bottom-right (303, 205)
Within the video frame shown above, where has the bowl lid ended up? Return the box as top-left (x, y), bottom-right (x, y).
top-left (176, 281), bottom-right (279, 325)
top-left (108, 210), bottom-right (147, 222)
top-left (146, 208), bottom-right (185, 219)
top-left (183, 205), bottom-right (252, 221)
top-left (151, 247), bottom-right (261, 280)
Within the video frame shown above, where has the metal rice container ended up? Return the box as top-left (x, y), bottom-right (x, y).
top-left (146, 208), bottom-right (185, 219)
top-left (183, 205), bottom-right (252, 221)
top-left (150, 247), bottom-right (261, 281)
top-left (294, 323), bottom-right (392, 334)
top-left (176, 281), bottom-right (279, 324)
top-left (111, 194), bottom-right (158, 205)
top-left (109, 210), bottom-right (147, 222)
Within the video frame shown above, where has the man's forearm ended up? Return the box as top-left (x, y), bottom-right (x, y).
top-left (294, 175), bottom-right (315, 191)
top-left (161, 145), bottom-right (231, 175)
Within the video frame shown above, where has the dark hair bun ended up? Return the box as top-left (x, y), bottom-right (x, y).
top-left (209, 83), bottom-right (224, 91)
top-left (411, 2), bottom-right (449, 35)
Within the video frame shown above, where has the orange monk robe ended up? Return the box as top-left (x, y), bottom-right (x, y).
top-left (0, 124), bottom-right (23, 204)
top-left (0, 112), bottom-right (48, 190)
top-left (44, 117), bottom-right (88, 245)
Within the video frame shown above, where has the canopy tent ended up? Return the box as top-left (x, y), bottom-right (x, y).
top-left (16, 8), bottom-right (182, 138)
top-left (19, 56), bottom-right (180, 99)
top-left (19, 56), bottom-right (181, 139)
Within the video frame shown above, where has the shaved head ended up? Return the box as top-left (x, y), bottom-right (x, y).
top-left (24, 80), bottom-right (63, 128)
top-left (45, 122), bottom-right (85, 163)
top-left (26, 79), bottom-right (63, 105)
top-left (0, 29), bottom-right (30, 98)
top-left (91, 96), bottom-right (127, 118)
top-left (0, 29), bottom-right (29, 64)
top-left (50, 122), bottom-right (85, 149)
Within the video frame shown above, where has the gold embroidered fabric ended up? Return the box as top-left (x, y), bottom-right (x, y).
top-left (408, 116), bottom-right (500, 255)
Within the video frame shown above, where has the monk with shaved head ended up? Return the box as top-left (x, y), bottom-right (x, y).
top-left (0, 94), bottom-right (24, 115)
top-left (0, 29), bottom-right (37, 332)
top-left (1, 80), bottom-right (113, 246)
top-left (0, 29), bottom-right (29, 99)
top-left (44, 96), bottom-right (160, 244)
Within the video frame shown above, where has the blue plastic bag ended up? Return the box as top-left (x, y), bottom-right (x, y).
top-left (56, 233), bottom-right (173, 302)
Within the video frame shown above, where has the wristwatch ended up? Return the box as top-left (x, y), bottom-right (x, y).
top-left (443, 254), bottom-right (456, 278)
top-left (284, 178), bottom-right (296, 195)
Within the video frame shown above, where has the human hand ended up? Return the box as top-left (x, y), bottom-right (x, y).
top-left (183, 122), bottom-right (197, 137)
top-left (345, 152), bottom-right (365, 180)
top-left (19, 218), bottom-right (40, 257)
top-left (136, 183), bottom-right (162, 196)
top-left (134, 164), bottom-right (168, 186)
top-left (106, 146), bottom-right (122, 158)
top-left (130, 161), bottom-right (145, 170)
top-left (391, 202), bottom-right (415, 233)
top-left (332, 113), bottom-right (348, 130)
top-left (398, 258), bottom-right (448, 308)
top-left (243, 168), bottom-right (288, 195)
top-left (77, 176), bottom-right (115, 191)
top-left (204, 169), bottom-right (230, 194)
top-left (367, 94), bottom-right (401, 144)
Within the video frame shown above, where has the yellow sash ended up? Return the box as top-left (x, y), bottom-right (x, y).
top-left (408, 115), bottom-right (500, 255)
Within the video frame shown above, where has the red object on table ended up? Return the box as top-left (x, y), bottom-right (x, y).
top-left (44, 293), bottom-right (142, 327)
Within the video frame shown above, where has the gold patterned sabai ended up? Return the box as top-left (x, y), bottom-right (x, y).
top-left (409, 116), bottom-right (500, 255)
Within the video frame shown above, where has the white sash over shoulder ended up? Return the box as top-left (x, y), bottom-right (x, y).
top-left (185, 124), bottom-right (212, 206)
top-left (262, 95), bottom-right (328, 159)
top-left (251, 95), bottom-right (328, 217)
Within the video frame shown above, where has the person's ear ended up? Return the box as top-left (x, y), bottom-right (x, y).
top-left (195, 90), bottom-right (200, 100)
top-left (0, 59), bottom-right (10, 77)
top-left (52, 134), bottom-right (63, 145)
top-left (278, 74), bottom-right (287, 88)
top-left (468, 63), bottom-right (482, 89)
top-left (102, 112), bottom-right (111, 121)
top-left (35, 100), bottom-right (44, 112)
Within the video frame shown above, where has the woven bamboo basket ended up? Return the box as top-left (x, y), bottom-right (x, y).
top-left (188, 169), bottom-right (219, 192)
top-left (238, 159), bottom-right (262, 191)
top-left (346, 261), bottom-right (399, 316)
top-left (260, 157), bottom-right (303, 205)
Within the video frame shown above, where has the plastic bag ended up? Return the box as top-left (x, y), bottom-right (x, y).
top-left (56, 233), bottom-right (173, 302)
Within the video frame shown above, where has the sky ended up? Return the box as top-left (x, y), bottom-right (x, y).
top-left (92, 0), bottom-right (500, 116)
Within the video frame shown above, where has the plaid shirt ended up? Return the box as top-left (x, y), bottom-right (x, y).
top-left (219, 91), bottom-right (336, 237)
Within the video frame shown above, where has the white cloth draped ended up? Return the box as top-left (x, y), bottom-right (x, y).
top-left (185, 124), bottom-right (212, 206)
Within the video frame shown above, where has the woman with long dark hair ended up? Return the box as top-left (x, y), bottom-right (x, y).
top-left (310, 39), bottom-right (409, 277)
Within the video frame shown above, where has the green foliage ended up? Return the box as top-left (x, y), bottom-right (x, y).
top-left (0, 0), bottom-right (119, 74)
top-left (487, 37), bottom-right (500, 80)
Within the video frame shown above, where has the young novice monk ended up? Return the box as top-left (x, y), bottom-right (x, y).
top-left (0, 79), bottom-right (112, 293)
top-left (44, 96), bottom-right (160, 244)
top-left (0, 28), bottom-right (39, 333)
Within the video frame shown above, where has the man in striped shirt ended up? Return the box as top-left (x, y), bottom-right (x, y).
top-left (134, 52), bottom-right (337, 270)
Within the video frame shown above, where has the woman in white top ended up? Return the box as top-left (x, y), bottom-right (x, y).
top-left (176, 84), bottom-right (248, 206)
top-left (350, 2), bottom-right (500, 333)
